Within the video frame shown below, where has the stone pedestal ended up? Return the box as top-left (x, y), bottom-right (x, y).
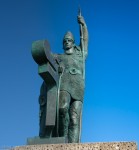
top-left (27, 136), bottom-right (66, 145)
top-left (11, 142), bottom-right (137, 150)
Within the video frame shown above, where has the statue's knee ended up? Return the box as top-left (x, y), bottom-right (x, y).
top-left (59, 91), bottom-right (70, 108)
top-left (59, 98), bottom-right (70, 115)
top-left (70, 115), bottom-right (79, 126)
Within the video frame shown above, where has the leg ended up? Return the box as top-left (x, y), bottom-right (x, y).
top-left (68, 101), bottom-right (82, 143)
top-left (39, 82), bottom-right (47, 137)
top-left (59, 90), bottom-right (71, 138)
top-left (39, 104), bottom-right (47, 137)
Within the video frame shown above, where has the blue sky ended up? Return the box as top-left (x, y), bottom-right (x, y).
top-left (0, 0), bottom-right (139, 148)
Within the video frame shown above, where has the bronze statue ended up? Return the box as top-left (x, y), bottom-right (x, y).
top-left (31, 10), bottom-right (88, 144)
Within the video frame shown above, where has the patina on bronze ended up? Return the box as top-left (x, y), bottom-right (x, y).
top-left (30, 10), bottom-right (88, 144)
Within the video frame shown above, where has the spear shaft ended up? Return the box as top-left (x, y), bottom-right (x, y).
top-left (78, 7), bottom-right (85, 142)
top-left (78, 8), bottom-right (85, 80)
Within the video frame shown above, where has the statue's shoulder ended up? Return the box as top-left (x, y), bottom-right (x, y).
top-left (52, 53), bottom-right (65, 64)
top-left (52, 53), bottom-right (64, 59)
top-left (74, 45), bottom-right (82, 56)
top-left (74, 45), bottom-right (81, 51)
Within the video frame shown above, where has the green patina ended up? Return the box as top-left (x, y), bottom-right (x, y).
top-left (31, 12), bottom-right (88, 144)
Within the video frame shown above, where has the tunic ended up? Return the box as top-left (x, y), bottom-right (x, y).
top-left (54, 46), bottom-right (86, 101)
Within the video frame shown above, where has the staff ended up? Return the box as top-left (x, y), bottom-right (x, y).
top-left (78, 7), bottom-right (85, 142)
top-left (78, 7), bottom-right (85, 80)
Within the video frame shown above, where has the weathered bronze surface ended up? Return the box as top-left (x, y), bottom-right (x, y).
top-left (31, 10), bottom-right (88, 144)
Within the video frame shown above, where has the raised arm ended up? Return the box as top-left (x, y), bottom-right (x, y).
top-left (77, 15), bottom-right (88, 58)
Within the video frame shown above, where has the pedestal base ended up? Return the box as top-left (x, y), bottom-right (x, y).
top-left (27, 136), bottom-right (66, 145)
top-left (12, 142), bottom-right (137, 150)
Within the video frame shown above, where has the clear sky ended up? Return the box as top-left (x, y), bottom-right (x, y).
top-left (0, 0), bottom-right (139, 148)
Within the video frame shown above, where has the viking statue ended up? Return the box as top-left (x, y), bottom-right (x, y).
top-left (32, 11), bottom-right (88, 143)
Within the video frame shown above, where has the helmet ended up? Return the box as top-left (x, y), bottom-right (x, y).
top-left (63, 31), bottom-right (75, 42)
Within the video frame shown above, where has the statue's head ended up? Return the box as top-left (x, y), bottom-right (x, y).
top-left (63, 31), bottom-right (75, 54)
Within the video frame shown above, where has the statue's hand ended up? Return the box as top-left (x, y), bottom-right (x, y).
top-left (77, 15), bottom-right (85, 26)
top-left (58, 66), bottom-right (64, 74)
